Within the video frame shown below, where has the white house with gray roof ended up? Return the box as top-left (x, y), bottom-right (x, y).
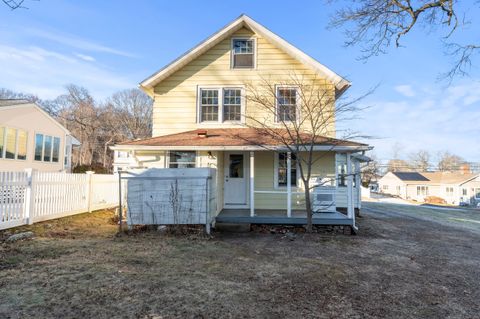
top-left (379, 171), bottom-right (480, 206)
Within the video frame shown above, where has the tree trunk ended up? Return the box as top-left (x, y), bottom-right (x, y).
top-left (304, 179), bottom-right (313, 233)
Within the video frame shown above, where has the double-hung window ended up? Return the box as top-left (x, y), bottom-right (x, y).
top-left (223, 89), bottom-right (242, 121)
top-left (475, 188), bottom-right (480, 200)
top-left (275, 152), bottom-right (297, 187)
top-left (276, 87), bottom-right (298, 122)
top-left (169, 151), bottom-right (196, 168)
top-left (446, 187), bottom-right (454, 196)
top-left (200, 89), bottom-right (219, 122)
top-left (199, 88), bottom-right (243, 123)
top-left (232, 38), bottom-right (255, 68)
top-left (417, 186), bottom-right (429, 196)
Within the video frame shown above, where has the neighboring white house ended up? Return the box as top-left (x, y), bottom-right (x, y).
top-left (379, 171), bottom-right (480, 206)
top-left (0, 99), bottom-right (80, 172)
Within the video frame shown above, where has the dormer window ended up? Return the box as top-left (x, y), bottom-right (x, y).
top-left (232, 38), bottom-right (255, 69)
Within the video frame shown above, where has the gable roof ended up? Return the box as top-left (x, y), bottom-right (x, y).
top-left (392, 172), bottom-right (430, 182)
top-left (0, 100), bottom-right (79, 143)
top-left (390, 171), bottom-right (479, 185)
top-left (114, 128), bottom-right (369, 151)
top-left (140, 14), bottom-right (350, 96)
top-left (421, 172), bottom-right (478, 185)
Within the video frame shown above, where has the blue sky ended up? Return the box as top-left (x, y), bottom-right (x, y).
top-left (0, 0), bottom-right (479, 163)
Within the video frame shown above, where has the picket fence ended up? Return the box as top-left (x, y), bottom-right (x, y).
top-left (0, 170), bottom-right (119, 230)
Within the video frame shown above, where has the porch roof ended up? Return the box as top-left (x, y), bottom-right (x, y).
top-left (114, 128), bottom-right (370, 152)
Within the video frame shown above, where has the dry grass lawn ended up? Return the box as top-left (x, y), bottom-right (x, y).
top-left (1, 205), bottom-right (479, 318)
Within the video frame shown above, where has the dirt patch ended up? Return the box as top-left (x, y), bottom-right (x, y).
top-left (1, 207), bottom-right (480, 318)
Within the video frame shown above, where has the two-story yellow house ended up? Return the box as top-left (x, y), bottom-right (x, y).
top-left (112, 15), bottom-right (371, 230)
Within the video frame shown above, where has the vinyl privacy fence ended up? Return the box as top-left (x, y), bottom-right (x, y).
top-left (0, 170), bottom-right (119, 230)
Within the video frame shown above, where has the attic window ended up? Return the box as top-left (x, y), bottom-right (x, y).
top-left (232, 39), bottom-right (254, 68)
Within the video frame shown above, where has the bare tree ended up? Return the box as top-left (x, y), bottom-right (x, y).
top-left (437, 150), bottom-right (464, 171)
top-left (361, 153), bottom-right (380, 187)
top-left (408, 149), bottom-right (431, 171)
top-left (106, 88), bottom-right (153, 140)
top-left (386, 159), bottom-right (411, 172)
top-left (241, 74), bottom-right (369, 232)
top-left (330, 0), bottom-right (479, 79)
top-left (1, 0), bottom-right (26, 10)
top-left (0, 88), bottom-right (39, 102)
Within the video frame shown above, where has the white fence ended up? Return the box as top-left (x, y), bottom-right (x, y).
top-left (121, 168), bottom-right (216, 233)
top-left (0, 170), bottom-right (119, 230)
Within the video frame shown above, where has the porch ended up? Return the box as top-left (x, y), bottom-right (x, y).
top-left (216, 209), bottom-right (353, 226)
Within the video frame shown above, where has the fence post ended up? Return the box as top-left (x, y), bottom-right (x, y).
top-left (24, 168), bottom-right (35, 225)
top-left (86, 171), bottom-right (95, 212)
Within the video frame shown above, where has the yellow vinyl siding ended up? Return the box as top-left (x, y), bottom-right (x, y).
top-left (152, 27), bottom-right (336, 137)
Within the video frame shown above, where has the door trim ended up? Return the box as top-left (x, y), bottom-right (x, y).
top-left (223, 151), bottom-right (249, 208)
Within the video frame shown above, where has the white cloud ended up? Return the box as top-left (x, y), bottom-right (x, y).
top-left (26, 28), bottom-right (136, 58)
top-left (74, 53), bottom-right (96, 62)
top-left (0, 44), bottom-right (134, 99)
top-left (340, 81), bottom-right (480, 162)
top-left (394, 84), bottom-right (416, 97)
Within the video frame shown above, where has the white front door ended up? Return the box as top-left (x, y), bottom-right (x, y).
top-left (224, 152), bottom-right (248, 207)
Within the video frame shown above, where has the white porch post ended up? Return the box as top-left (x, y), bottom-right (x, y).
top-left (355, 160), bottom-right (361, 209)
top-left (250, 151), bottom-right (255, 217)
top-left (346, 153), bottom-right (354, 222)
top-left (287, 152), bottom-right (292, 218)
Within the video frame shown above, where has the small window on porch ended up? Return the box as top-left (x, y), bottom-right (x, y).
top-left (169, 151), bottom-right (196, 168)
top-left (276, 152), bottom-right (297, 187)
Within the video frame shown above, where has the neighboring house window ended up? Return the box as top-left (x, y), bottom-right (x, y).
top-left (199, 87), bottom-right (243, 123)
top-left (382, 185), bottom-right (389, 190)
top-left (475, 188), bottom-right (480, 199)
top-left (276, 87), bottom-right (298, 122)
top-left (0, 126), bottom-right (3, 158)
top-left (116, 151), bottom-right (130, 159)
top-left (275, 152), bottom-right (297, 187)
top-left (35, 133), bottom-right (61, 163)
top-left (223, 88), bottom-right (242, 121)
top-left (169, 151), bottom-right (196, 168)
top-left (64, 144), bottom-right (71, 167)
top-left (200, 89), bottom-right (219, 122)
top-left (446, 187), bottom-right (454, 196)
top-left (5, 128), bottom-right (16, 159)
top-left (0, 126), bottom-right (28, 160)
top-left (462, 188), bottom-right (468, 196)
top-left (417, 186), bottom-right (429, 196)
top-left (396, 186), bottom-right (401, 193)
top-left (232, 38), bottom-right (254, 68)
top-left (34, 134), bottom-right (43, 161)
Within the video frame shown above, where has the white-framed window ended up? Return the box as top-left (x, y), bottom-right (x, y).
top-left (276, 86), bottom-right (298, 122)
top-left (417, 186), bottom-right (429, 196)
top-left (34, 133), bottom-right (61, 163)
top-left (382, 185), bottom-right (389, 190)
top-left (231, 38), bottom-right (255, 69)
top-left (223, 88), bottom-right (242, 121)
top-left (0, 126), bottom-right (28, 161)
top-left (198, 87), bottom-right (244, 123)
top-left (274, 152), bottom-right (298, 188)
top-left (168, 151), bottom-right (196, 168)
top-left (446, 187), bottom-right (454, 196)
top-left (462, 188), bottom-right (468, 196)
top-left (475, 188), bottom-right (480, 199)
